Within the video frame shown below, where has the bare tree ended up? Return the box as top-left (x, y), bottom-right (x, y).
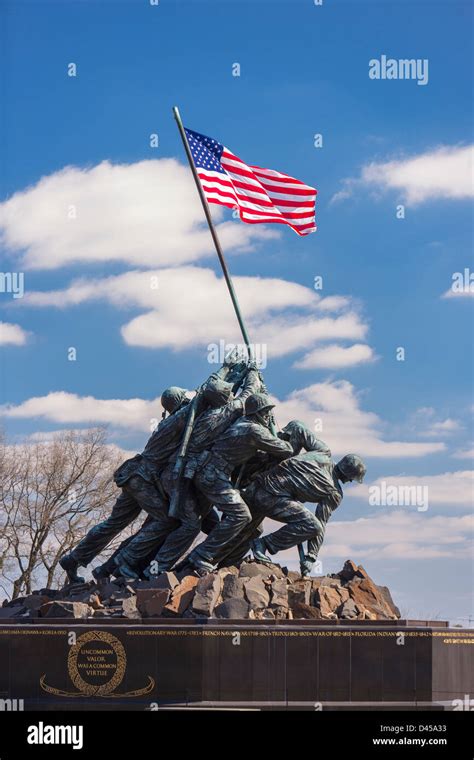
top-left (0, 428), bottom-right (135, 598)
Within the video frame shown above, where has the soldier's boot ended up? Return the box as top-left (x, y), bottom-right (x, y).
top-left (142, 563), bottom-right (167, 581)
top-left (115, 559), bottom-right (140, 581)
top-left (91, 564), bottom-right (111, 582)
top-left (59, 552), bottom-right (85, 584)
top-left (300, 556), bottom-right (315, 577)
top-left (172, 558), bottom-right (187, 572)
top-left (92, 552), bottom-right (122, 581)
top-left (251, 537), bottom-right (272, 565)
top-left (186, 552), bottom-right (215, 577)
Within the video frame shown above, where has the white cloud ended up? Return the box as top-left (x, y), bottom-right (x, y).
top-left (332, 144), bottom-right (474, 205)
top-left (324, 512), bottom-right (473, 560)
top-left (442, 268), bottom-right (474, 299)
top-left (272, 381), bottom-right (445, 458)
top-left (349, 471), bottom-right (474, 508)
top-left (420, 418), bottom-right (462, 437)
top-left (442, 288), bottom-right (474, 299)
top-left (293, 343), bottom-right (375, 369)
top-left (267, 512), bottom-right (473, 561)
top-left (22, 267), bottom-right (371, 360)
top-left (0, 160), bottom-right (278, 270)
top-left (1, 160), bottom-right (376, 366)
top-left (313, 295), bottom-right (351, 311)
top-left (0, 321), bottom-right (29, 346)
top-left (410, 408), bottom-right (463, 438)
top-left (1, 391), bottom-right (161, 431)
top-left (430, 419), bottom-right (461, 432)
top-left (452, 448), bottom-right (474, 460)
top-left (330, 187), bottom-right (353, 205)
top-left (1, 380), bottom-right (444, 458)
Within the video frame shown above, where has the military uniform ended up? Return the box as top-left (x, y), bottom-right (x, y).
top-left (243, 449), bottom-right (342, 556)
top-left (189, 417), bottom-right (293, 566)
top-left (68, 395), bottom-right (208, 568)
top-left (213, 422), bottom-right (332, 566)
top-left (69, 475), bottom-right (176, 567)
top-left (114, 369), bottom-right (261, 571)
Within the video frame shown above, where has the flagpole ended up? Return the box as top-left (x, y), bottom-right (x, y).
top-left (171, 109), bottom-right (307, 569)
top-left (172, 106), bottom-right (253, 361)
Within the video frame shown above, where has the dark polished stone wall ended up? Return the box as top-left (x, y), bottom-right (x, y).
top-left (0, 620), bottom-right (472, 710)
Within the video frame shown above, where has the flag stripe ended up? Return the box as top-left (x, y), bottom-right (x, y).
top-left (199, 175), bottom-right (315, 212)
top-left (198, 168), bottom-right (314, 207)
top-left (200, 180), bottom-right (314, 216)
top-left (222, 151), bottom-right (308, 185)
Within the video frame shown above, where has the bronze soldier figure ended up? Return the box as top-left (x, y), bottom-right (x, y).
top-left (185, 393), bottom-right (293, 575)
top-left (59, 360), bottom-right (242, 583)
top-left (247, 451), bottom-right (366, 575)
top-left (111, 366), bottom-right (262, 579)
top-left (211, 420), bottom-right (332, 568)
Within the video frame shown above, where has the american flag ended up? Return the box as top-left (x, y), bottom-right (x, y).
top-left (184, 128), bottom-right (317, 236)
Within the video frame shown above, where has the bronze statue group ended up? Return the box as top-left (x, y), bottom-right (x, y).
top-left (60, 355), bottom-right (366, 583)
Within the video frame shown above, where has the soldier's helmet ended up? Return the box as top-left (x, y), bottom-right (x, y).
top-left (336, 454), bottom-right (366, 483)
top-left (161, 386), bottom-right (189, 415)
top-left (245, 392), bottom-right (275, 417)
top-left (203, 376), bottom-right (234, 408)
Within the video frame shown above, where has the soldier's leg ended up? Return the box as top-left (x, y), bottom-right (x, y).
top-left (188, 468), bottom-right (252, 569)
top-left (171, 507), bottom-right (221, 573)
top-left (214, 481), bottom-right (266, 566)
top-left (201, 507), bottom-right (220, 535)
top-left (259, 496), bottom-right (324, 554)
top-left (65, 489), bottom-right (141, 570)
top-left (123, 476), bottom-right (169, 519)
top-left (92, 515), bottom-right (156, 580)
top-left (133, 535), bottom-right (168, 576)
top-left (152, 480), bottom-right (202, 571)
top-left (114, 517), bottom-right (177, 574)
top-left (215, 519), bottom-right (264, 567)
top-left (194, 489), bottom-right (220, 535)
top-left (112, 476), bottom-right (177, 576)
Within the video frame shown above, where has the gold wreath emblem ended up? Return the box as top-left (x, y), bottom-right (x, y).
top-left (68, 630), bottom-right (126, 696)
top-left (40, 630), bottom-right (154, 698)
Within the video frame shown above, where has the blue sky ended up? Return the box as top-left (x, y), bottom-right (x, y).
top-left (0, 0), bottom-right (472, 622)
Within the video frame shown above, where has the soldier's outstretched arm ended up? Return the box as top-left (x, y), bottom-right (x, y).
top-left (284, 423), bottom-right (332, 456)
top-left (252, 426), bottom-right (293, 460)
top-left (237, 366), bottom-right (261, 402)
top-left (317, 477), bottom-right (343, 512)
top-left (213, 347), bottom-right (248, 382)
top-left (301, 429), bottom-right (331, 456)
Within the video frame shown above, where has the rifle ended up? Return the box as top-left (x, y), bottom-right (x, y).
top-left (167, 354), bottom-right (249, 520)
top-left (167, 390), bottom-right (201, 520)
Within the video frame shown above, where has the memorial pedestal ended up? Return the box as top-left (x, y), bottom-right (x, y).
top-left (1, 619), bottom-right (472, 711)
